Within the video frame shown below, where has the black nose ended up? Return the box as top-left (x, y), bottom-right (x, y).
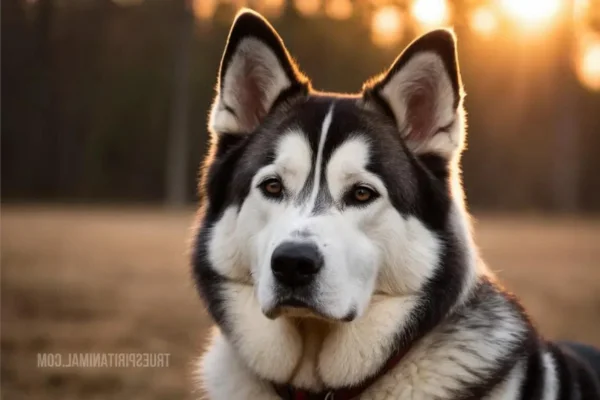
top-left (271, 242), bottom-right (323, 287)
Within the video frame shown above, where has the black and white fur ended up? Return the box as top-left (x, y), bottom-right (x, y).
top-left (192, 9), bottom-right (600, 400)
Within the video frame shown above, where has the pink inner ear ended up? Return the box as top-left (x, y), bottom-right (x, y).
top-left (405, 79), bottom-right (435, 141)
top-left (234, 55), bottom-right (270, 131)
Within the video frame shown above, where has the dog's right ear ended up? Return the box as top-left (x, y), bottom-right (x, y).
top-left (209, 9), bottom-right (309, 135)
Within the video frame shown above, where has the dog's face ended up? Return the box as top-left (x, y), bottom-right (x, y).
top-left (196, 10), bottom-right (465, 325)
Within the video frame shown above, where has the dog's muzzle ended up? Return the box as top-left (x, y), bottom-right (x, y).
top-left (264, 241), bottom-right (356, 322)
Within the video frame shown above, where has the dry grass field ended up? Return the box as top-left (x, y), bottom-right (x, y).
top-left (2, 206), bottom-right (599, 399)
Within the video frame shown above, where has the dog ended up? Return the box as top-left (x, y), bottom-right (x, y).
top-left (191, 9), bottom-right (600, 400)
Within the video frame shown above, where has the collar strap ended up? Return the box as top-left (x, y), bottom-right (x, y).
top-left (273, 346), bottom-right (409, 400)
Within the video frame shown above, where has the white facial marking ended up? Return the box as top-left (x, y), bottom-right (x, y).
top-left (253, 130), bottom-right (313, 196)
top-left (306, 104), bottom-right (334, 211)
top-left (208, 206), bottom-right (250, 280)
top-left (376, 214), bottom-right (442, 294)
top-left (326, 137), bottom-right (386, 200)
top-left (275, 131), bottom-right (314, 193)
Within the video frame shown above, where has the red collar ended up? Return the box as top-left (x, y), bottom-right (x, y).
top-left (273, 345), bottom-right (409, 400)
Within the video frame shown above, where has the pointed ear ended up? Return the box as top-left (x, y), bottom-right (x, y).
top-left (363, 29), bottom-right (465, 160)
top-left (209, 9), bottom-right (309, 135)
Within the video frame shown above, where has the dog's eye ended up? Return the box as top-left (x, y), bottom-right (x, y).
top-left (347, 185), bottom-right (378, 205)
top-left (260, 178), bottom-right (284, 198)
top-left (354, 187), bottom-right (374, 202)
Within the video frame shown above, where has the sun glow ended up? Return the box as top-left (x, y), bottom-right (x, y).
top-left (255, 0), bottom-right (285, 17)
top-left (193, 0), bottom-right (217, 20)
top-left (325, 0), bottom-right (353, 20)
top-left (294, 0), bottom-right (321, 17)
top-left (470, 6), bottom-right (498, 37)
top-left (576, 35), bottom-right (600, 91)
top-left (371, 5), bottom-right (404, 48)
top-left (500, 0), bottom-right (561, 29)
top-left (412, 0), bottom-right (449, 28)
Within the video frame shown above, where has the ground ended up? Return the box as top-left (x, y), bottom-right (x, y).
top-left (1, 206), bottom-right (599, 399)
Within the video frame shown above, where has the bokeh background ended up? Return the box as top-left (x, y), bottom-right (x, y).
top-left (2, 0), bottom-right (600, 399)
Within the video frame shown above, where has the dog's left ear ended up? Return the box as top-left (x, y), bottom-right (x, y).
top-left (363, 29), bottom-right (465, 160)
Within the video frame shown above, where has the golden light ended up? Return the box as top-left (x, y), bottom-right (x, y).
top-left (412, 0), bottom-right (449, 27)
top-left (500, 0), bottom-right (561, 28)
top-left (576, 36), bottom-right (600, 91)
top-left (255, 0), bottom-right (285, 17)
top-left (220, 0), bottom-right (248, 7)
top-left (575, 0), bottom-right (591, 20)
top-left (371, 6), bottom-right (404, 48)
top-left (470, 6), bottom-right (498, 37)
top-left (325, 0), bottom-right (353, 20)
top-left (193, 0), bottom-right (217, 20)
top-left (294, 0), bottom-right (321, 17)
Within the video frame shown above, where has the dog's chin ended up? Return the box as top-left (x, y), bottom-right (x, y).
top-left (263, 298), bottom-right (357, 323)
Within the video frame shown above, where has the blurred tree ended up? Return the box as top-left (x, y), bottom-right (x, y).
top-left (165, 0), bottom-right (194, 208)
top-left (552, 0), bottom-right (581, 212)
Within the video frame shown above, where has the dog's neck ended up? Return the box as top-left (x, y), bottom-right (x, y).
top-left (220, 281), bottom-right (425, 390)
top-left (284, 318), bottom-right (330, 388)
top-left (286, 294), bottom-right (423, 391)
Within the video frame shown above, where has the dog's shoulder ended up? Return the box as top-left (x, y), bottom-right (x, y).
top-left (362, 277), bottom-right (530, 398)
top-left (362, 278), bottom-right (600, 399)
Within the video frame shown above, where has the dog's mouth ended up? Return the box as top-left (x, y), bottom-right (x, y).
top-left (264, 297), bottom-right (356, 322)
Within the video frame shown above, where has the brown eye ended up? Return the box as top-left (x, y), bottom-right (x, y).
top-left (260, 178), bottom-right (284, 198)
top-left (348, 185), bottom-right (378, 205)
top-left (354, 187), bottom-right (373, 202)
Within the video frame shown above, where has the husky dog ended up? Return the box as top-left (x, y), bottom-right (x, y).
top-left (192, 9), bottom-right (600, 400)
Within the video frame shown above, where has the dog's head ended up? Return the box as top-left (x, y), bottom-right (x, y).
top-left (196, 9), bottom-right (468, 325)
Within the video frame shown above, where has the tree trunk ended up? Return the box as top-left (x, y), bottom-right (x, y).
top-left (165, 0), bottom-right (194, 207)
top-left (552, 0), bottom-right (580, 213)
